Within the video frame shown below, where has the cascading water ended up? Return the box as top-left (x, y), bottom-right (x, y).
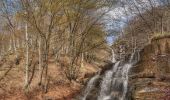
top-left (98, 61), bottom-right (120, 100)
top-left (121, 63), bottom-right (132, 100)
top-left (81, 50), bottom-right (140, 100)
top-left (98, 63), bottom-right (132, 100)
top-left (111, 49), bottom-right (116, 63)
top-left (82, 74), bottom-right (100, 100)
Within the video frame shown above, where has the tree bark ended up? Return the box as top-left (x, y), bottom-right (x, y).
top-left (38, 37), bottom-right (42, 86)
top-left (24, 22), bottom-right (29, 90)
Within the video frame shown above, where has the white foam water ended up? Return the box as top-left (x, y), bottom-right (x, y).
top-left (82, 74), bottom-right (99, 100)
top-left (81, 51), bottom-right (139, 100)
top-left (98, 61), bottom-right (120, 100)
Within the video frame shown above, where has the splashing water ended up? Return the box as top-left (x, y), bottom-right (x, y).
top-left (111, 49), bottom-right (116, 63)
top-left (97, 63), bottom-right (132, 100)
top-left (97, 52), bottom-right (137, 100)
top-left (121, 63), bottom-right (132, 100)
top-left (98, 61), bottom-right (120, 100)
top-left (81, 51), bottom-right (139, 100)
top-left (82, 74), bottom-right (99, 100)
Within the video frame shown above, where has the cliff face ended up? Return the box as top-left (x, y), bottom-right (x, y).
top-left (129, 36), bottom-right (170, 100)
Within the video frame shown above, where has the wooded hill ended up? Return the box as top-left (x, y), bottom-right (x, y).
top-left (0, 0), bottom-right (116, 97)
top-left (112, 1), bottom-right (170, 60)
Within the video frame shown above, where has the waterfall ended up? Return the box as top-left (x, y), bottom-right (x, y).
top-left (97, 63), bottom-right (132, 100)
top-left (98, 61), bottom-right (120, 100)
top-left (121, 64), bottom-right (132, 100)
top-left (111, 49), bottom-right (116, 63)
top-left (97, 52), bottom-right (137, 100)
top-left (82, 74), bottom-right (100, 100)
top-left (130, 51), bottom-right (140, 65)
top-left (81, 51), bottom-right (139, 100)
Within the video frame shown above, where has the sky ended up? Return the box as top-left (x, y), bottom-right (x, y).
top-left (106, 0), bottom-right (163, 45)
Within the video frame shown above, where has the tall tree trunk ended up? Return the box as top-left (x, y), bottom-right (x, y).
top-left (13, 35), bottom-right (16, 53)
top-left (38, 37), bottom-right (43, 86)
top-left (25, 23), bottom-right (29, 89)
top-left (9, 39), bottom-right (12, 52)
top-left (81, 53), bottom-right (84, 68)
top-left (161, 17), bottom-right (164, 34)
top-left (17, 39), bottom-right (20, 48)
top-left (44, 41), bottom-right (49, 93)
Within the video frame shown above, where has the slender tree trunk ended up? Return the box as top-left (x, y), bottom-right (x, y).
top-left (25, 22), bottom-right (29, 89)
top-left (17, 39), bottom-right (20, 48)
top-left (44, 41), bottom-right (49, 93)
top-left (65, 45), bottom-right (69, 55)
top-left (38, 38), bottom-right (50, 93)
top-left (0, 46), bottom-right (2, 60)
top-left (9, 39), bottom-right (12, 52)
top-left (3, 44), bottom-right (5, 55)
top-left (13, 35), bottom-right (16, 53)
top-left (22, 36), bottom-right (25, 48)
top-left (161, 17), bottom-right (163, 34)
top-left (38, 37), bottom-right (42, 85)
top-left (81, 53), bottom-right (84, 68)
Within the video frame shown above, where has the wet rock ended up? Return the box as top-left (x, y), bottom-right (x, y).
top-left (99, 62), bottom-right (113, 75)
top-left (84, 72), bottom-right (96, 79)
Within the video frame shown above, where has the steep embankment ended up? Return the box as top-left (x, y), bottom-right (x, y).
top-left (129, 35), bottom-right (170, 100)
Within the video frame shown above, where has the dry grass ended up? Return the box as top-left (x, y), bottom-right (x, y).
top-left (0, 52), bottom-right (100, 100)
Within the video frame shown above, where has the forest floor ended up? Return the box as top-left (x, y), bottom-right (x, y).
top-left (0, 50), bottom-right (109, 100)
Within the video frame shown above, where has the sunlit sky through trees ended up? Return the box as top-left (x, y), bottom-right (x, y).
top-left (106, 0), bottom-right (165, 45)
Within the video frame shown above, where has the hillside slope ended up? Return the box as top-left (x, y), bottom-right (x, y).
top-left (0, 49), bottom-right (110, 100)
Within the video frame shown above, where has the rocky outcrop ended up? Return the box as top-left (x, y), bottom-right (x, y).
top-left (129, 36), bottom-right (170, 100)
